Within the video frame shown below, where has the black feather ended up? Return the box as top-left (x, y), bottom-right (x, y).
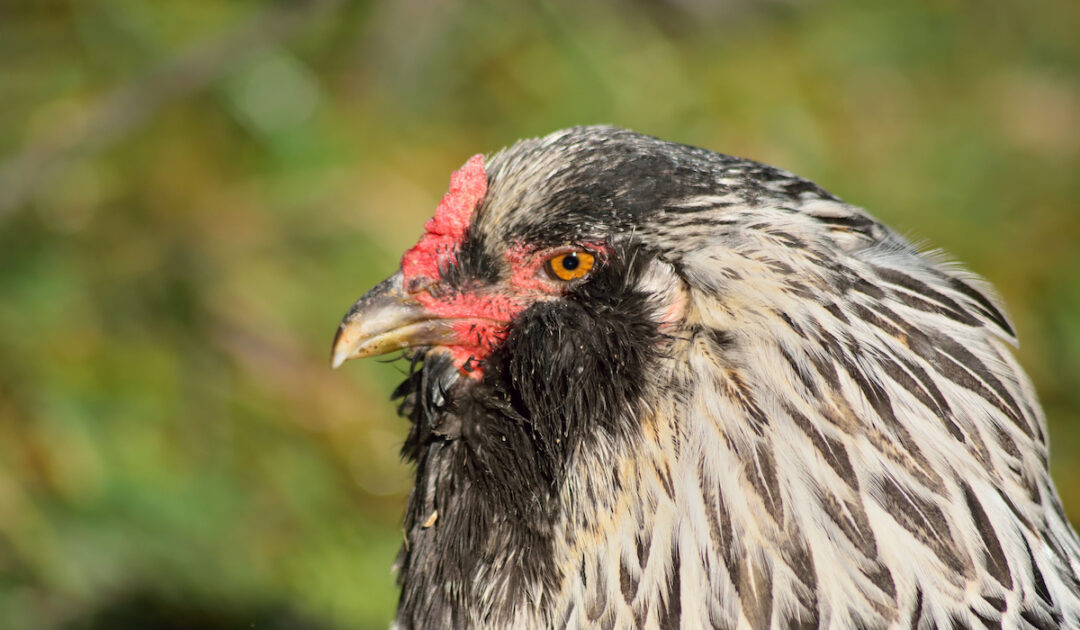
top-left (392, 246), bottom-right (664, 626)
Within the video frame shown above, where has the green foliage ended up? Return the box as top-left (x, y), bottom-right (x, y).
top-left (1, 0), bottom-right (1077, 627)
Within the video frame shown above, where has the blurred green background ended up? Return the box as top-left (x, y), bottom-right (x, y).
top-left (1, 0), bottom-right (1077, 628)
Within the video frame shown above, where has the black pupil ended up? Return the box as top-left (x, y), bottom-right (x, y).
top-left (561, 253), bottom-right (579, 271)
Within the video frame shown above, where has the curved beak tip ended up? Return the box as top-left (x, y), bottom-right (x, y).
top-left (330, 315), bottom-right (376, 370)
top-left (329, 323), bottom-right (352, 369)
top-left (329, 347), bottom-right (348, 370)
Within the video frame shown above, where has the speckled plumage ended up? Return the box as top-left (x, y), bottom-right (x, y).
top-left (336, 126), bottom-right (1080, 629)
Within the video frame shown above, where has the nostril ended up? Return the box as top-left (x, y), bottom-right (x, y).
top-left (406, 277), bottom-right (447, 299)
top-left (405, 277), bottom-right (429, 294)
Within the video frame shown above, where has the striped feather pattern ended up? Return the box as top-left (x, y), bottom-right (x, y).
top-left (531, 199), bottom-right (1080, 628)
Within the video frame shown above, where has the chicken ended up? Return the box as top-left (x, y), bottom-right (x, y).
top-left (331, 126), bottom-right (1080, 629)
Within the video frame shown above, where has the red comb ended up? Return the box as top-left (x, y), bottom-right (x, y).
top-left (401, 154), bottom-right (487, 284)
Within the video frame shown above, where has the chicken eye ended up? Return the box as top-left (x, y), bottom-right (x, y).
top-left (545, 251), bottom-right (595, 281)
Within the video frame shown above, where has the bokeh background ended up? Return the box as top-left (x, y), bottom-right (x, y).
top-left (1, 0), bottom-right (1077, 628)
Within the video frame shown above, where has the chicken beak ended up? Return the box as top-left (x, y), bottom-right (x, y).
top-left (330, 272), bottom-right (456, 369)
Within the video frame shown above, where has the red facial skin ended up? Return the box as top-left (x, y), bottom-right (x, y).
top-left (399, 155), bottom-right (607, 376)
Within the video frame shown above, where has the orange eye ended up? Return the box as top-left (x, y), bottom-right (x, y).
top-left (545, 251), bottom-right (595, 281)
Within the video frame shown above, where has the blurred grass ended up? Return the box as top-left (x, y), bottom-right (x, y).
top-left (0, 0), bottom-right (1077, 627)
